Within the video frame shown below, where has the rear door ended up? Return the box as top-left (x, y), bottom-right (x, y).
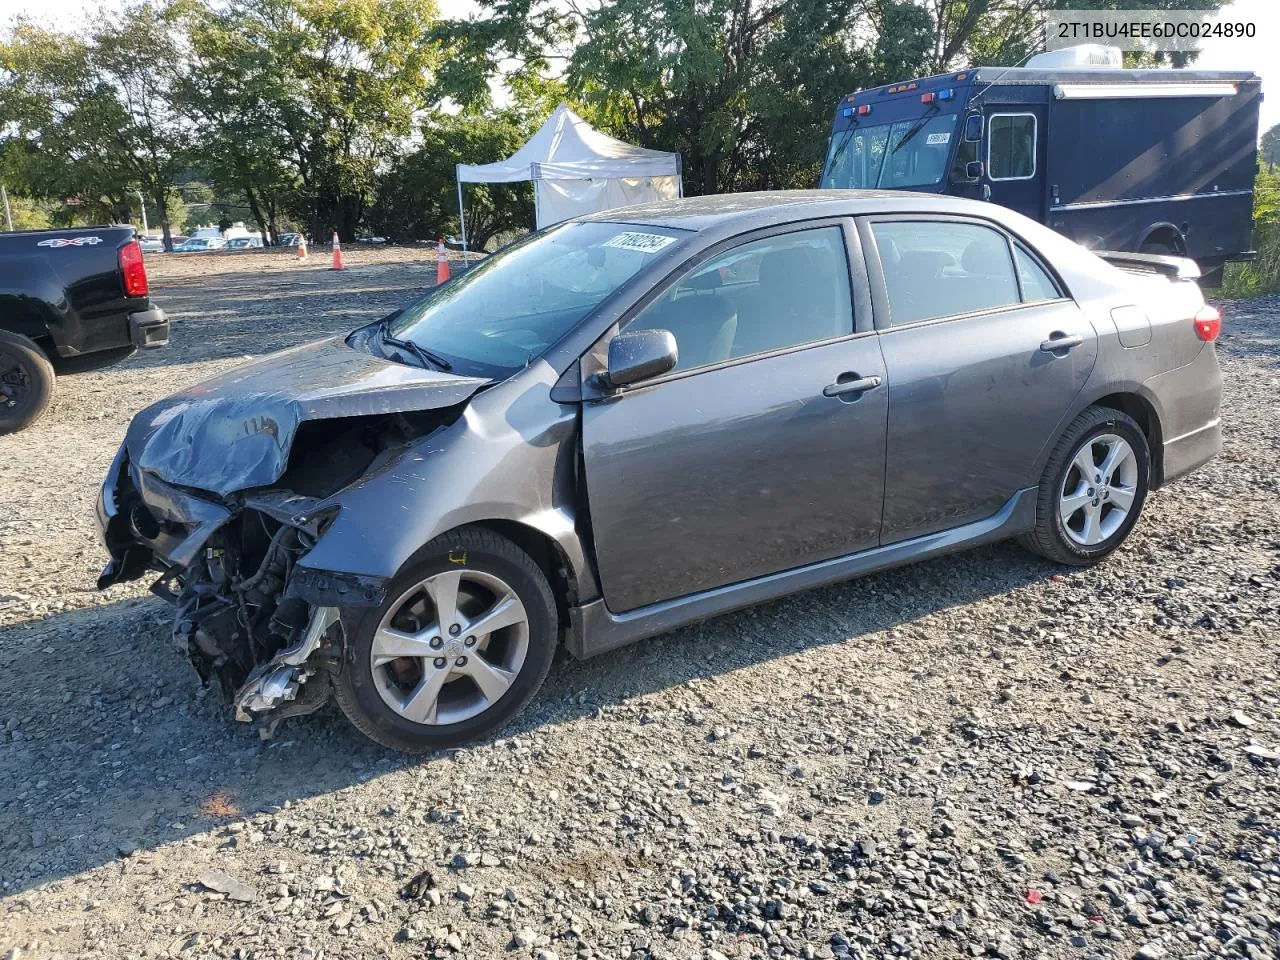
top-left (580, 220), bottom-right (888, 613)
top-left (860, 214), bottom-right (1096, 544)
top-left (983, 105), bottom-right (1047, 222)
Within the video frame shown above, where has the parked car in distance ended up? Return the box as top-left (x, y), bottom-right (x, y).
top-left (174, 237), bottom-right (226, 252)
top-left (137, 235), bottom-right (166, 253)
top-left (1, 226), bottom-right (169, 433)
top-left (226, 236), bottom-right (264, 250)
top-left (277, 232), bottom-right (300, 247)
top-left (98, 191), bottom-right (1222, 751)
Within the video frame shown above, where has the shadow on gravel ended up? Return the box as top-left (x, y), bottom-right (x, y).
top-left (0, 538), bottom-right (1054, 897)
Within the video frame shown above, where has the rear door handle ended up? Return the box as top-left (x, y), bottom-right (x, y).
top-left (1040, 332), bottom-right (1084, 353)
top-left (823, 375), bottom-right (882, 399)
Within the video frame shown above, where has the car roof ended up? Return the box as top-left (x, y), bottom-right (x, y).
top-left (585, 189), bottom-right (1019, 232)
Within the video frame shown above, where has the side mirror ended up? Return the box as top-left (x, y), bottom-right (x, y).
top-left (963, 114), bottom-right (983, 142)
top-left (966, 160), bottom-right (985, 181)
top-left (604, 329), bottom-right (678, 388)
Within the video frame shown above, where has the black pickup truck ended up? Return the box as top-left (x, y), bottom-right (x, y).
top-left (1, 225), bottom-right (170, 433)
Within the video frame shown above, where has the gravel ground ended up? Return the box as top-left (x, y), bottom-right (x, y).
top-left (1, 249), bottom-right (1278, 960)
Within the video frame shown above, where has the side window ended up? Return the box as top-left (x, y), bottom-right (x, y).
top-left (870, 220), bottom-right (1020, 326)
top-left (627, 226), bottom-right (853, 372)
top-left (1013, 244), bottom-right (1061, 302)
top-left (987, 113), bottom-right (1036, 181)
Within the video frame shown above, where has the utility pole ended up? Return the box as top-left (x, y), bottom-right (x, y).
top-left (1, 185), bottom-right (12, 232)
top-left (135, 189), bottom-right (149, 235)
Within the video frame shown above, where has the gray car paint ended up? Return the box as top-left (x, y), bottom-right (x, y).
top-left (99, 190), bottom-right (1222, 663)
top-left (124, 335), bottom-right (490, 495)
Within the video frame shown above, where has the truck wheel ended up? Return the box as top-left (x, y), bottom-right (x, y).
top-left (0, 331), bottom-right (55, 434)
top-left (333, 527), bottom-right (558, 753)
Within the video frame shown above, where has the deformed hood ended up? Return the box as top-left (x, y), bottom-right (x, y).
top-left (126, 336), bottom-right (490, 496)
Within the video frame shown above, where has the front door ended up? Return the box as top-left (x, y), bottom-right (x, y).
top-left (581, 223), bottom-right (888, 613)
top-left (861, 215), bottom-right (1096, 543)
top-left (983, 105), bottom-right (1047, 222)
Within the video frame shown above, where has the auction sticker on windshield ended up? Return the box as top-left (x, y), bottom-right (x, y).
top-left (926, 132), bottom-right (950, 145)
top-left (602, 232), bottom-right (678, 253)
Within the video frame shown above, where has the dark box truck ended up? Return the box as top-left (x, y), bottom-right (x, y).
top-left (819, 49), bottom-right (1261, 285)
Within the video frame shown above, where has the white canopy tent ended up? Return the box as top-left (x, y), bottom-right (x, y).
top-left (455, 105), bottom-right (682, 247)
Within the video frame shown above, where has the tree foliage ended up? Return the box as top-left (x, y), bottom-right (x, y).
top-left (0, 3), bottom-right (192, 245)
top-left (368, 111), bottom-right (534, 249)
top-left (0, 0), bottom-right (1247, 246)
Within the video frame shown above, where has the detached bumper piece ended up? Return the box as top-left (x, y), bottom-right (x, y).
top-left (129, 307), bottom-right (170, 349)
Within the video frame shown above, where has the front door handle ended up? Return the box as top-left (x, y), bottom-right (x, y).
top-left (823, 374), bottom-right (882, 399)
top-left (1039, 332), bottom-right (1085, 353)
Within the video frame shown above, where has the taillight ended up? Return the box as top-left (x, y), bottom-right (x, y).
top-left (1193, 304), bottom-right (1220, 342)
top-left (120, 240), bottom-right (148, 297)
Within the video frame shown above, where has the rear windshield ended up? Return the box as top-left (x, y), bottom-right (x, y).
top-left (388, 221), bottom-right (689, 376)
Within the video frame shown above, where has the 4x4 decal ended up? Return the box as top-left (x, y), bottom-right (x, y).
top-left (37, 236), bottom-right (104, 248)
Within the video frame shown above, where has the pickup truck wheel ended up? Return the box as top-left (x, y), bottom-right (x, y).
top-left (1020, 406), bottom-right (1150, 566)
top-left (0, 330), bottom-right (55, 434)
top-left (333, 528), bottom-right (558, 753)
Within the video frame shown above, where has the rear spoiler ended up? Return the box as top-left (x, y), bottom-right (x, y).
top-left (1095, 250), bottom-right (1201, 280)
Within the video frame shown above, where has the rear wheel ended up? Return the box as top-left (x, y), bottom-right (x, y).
top-left (333, 528), bottom-right (557, 752)
top-left (1020, 406), bottom-right (1150, 566)
top-left (0, 331), bottom-right (55, 434)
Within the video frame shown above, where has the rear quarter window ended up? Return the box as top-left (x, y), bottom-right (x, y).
top-left (871, 220), bottom-right (1021, 326)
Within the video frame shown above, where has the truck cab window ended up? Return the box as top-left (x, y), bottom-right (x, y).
top-left (988, 114), bottom-right (1036, 180)
top-left (949, 138), bottom-right (978, 182)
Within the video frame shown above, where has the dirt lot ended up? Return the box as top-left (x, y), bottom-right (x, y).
top-left (1, 247), bottom-right (1278, 960)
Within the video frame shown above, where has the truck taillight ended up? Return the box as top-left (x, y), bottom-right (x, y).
top-left (1193, 305), bottom-right (1221, 342)
top-left (120, 240), bottom-right (148, 297)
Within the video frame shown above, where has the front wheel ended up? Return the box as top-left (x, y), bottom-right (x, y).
top-left (1020, 406), bottom-right (1151, 566)
top-left (333, 528), bottom-right (558, 753)
top-left (0, 331), bottom-right (55, 434)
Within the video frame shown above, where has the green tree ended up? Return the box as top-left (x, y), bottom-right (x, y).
top-left (435, 0), bottom-right (934, 196)
top-left (0, 3), bottom-right (192, 247)
top-left (1261, 124), bottom-right (1280, 173)
top-left (183, 0), bottom-right (441, 242)
top-left (368, 111), bottom-right (534, 248)
top-left (928, 0), bottom-right (1233, 72)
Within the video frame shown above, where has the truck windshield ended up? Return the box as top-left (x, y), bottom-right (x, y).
top-left (385, 221), bottom-right (688, 377)
top-left (822, 114), bottom-right (959, 190)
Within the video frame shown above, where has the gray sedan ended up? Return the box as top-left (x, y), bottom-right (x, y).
top-left (97, 191), bottom-right (1222, 751)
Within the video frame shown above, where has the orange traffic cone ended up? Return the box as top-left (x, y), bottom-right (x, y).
top-left (436, 238), bottom-right (450, 284)
top-left (330, 231), bottom-right (344, 270)
top-left (295, 235), bottom-right (307, 259)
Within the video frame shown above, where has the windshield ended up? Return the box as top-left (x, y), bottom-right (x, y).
top-left (386, 221), bottom-right (688, 376)
top-left (822, 114), bottom-right (958, 190)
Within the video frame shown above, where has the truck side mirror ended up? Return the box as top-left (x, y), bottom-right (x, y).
top-left (966, 161), bottom-right (985, 180)
top-left (963, 114), bottom-right (983, 142)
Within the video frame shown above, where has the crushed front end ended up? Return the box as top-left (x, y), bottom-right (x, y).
top-left (97, 445), bottom-right (362, 736)
top-left (94, 334), bottom-right (489, 736)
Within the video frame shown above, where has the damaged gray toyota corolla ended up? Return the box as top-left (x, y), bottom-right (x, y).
top-left (97, 191), bottom-right (1223, 751)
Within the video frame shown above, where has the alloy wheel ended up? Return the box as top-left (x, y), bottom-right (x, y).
top-left (369, 569), bottom-right (530, 725)
top-left (1059, 433), bottom-right (1138, 547)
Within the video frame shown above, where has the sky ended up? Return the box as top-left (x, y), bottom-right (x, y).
top-left (2, 0), bottom-right (1276, 135)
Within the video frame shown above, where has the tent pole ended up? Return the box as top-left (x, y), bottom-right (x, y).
top-left (455, 166), bottom-right (468, 252)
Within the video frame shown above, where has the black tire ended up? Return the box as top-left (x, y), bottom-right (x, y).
top-left (1020, 406), bottom-right (1151, 566)
top-left (333, 527), bottom-right (558, 753)
top-left (0, 330), bottom-right (55, 434)
top-left (1140, 241), bottom-right (1176, 256)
